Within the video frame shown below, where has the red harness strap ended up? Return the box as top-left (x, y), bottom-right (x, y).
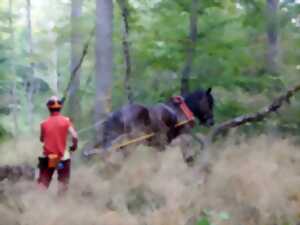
top-left (172, 96), bottom-right (195, 126)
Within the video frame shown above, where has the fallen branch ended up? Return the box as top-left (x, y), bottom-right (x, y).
top-left (207, 84), bottom-right (300, 143)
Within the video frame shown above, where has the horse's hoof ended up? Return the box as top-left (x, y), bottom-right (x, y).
top-left (184, 156), bottom-right (195, 166)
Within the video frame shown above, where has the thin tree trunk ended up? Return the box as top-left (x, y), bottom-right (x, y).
top-left (117, 0), bottom-right (133, 103)
top-left (57, 46), bottom-right (61, 92)
top-left (266, 0), bottom-right (279, 75)
top-left (26, 0), bottom-right (34, 130)
top-left (8, 0), bottom-right (19, 137)
top-left (52, 48), bottom-right (59, 95)
top-left (94, 0), bottom-right (113, 141)
top-left (180, 0), bottom-right (198, 95)
top-left (69, 0), bottom-right (83, 125)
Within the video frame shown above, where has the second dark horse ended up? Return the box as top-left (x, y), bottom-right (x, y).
top-left (84, 88), bottom-right (215, 162)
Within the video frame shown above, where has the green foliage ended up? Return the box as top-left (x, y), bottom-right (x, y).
top-left (196, 217), bottom-right (211, 225)
top-left (0, 125), bottom-right (10, 141)
top-left (0, 0), bottom-right (299, 139)
top-left (195, 210), bottom-right (231, 225)
top-left (216, 98), bottom-right (248, 121)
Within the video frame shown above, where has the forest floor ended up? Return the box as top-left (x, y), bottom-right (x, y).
top-left (0, 135), bottom-right (300, 225)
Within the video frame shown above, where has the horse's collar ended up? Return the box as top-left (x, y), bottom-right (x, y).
top-left (172, 96), bottom-right (195, 125)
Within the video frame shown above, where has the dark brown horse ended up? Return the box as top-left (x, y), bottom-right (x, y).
top-left (83, 88), bottom-right (214, 161)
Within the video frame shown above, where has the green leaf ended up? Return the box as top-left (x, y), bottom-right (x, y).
top-left (218, 211), bottom-right (230, 220)
top-left (196, 217), bottom-right (211, 225)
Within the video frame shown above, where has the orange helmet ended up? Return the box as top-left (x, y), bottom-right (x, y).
top-left (46, 96), bottom-right (63, 109)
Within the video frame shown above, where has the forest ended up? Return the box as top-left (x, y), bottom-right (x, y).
top-left (1, 0), bottom-right (300, 225)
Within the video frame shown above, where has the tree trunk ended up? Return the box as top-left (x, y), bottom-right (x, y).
top-left (117, 0), bottom-right (133, 103)
top-left (266, 0), bottom-right (279, 75)
top-left (180, 0), bottom-right (198, 95)
top-left (94, 0), bottom-right (113, 140)
top-left (52, 48), bottom-right (59, 95)
top-left (69, 0), bottom-right (83, 125)
top-left (57, 46), bottom-right (62, 92)
top-left (26, 0), bottom-right (34, 131)
top-left (8, 0), bottom-right (19, 137)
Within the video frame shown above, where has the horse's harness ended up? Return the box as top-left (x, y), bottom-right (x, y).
top-left (171, 96), bottom-right (195, 127)
top-left (104, 96), bottom-right (196, 151)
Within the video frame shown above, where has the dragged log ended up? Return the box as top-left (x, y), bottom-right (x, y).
top-left (0, 165), bottom-right (35, 182)
top-left (196, 84), bottom-right (300, 169)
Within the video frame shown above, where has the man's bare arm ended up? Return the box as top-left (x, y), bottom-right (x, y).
top-left (40, 124), bottom-right (44, 142)
top-left (68, 126), bottom-right (78, 151)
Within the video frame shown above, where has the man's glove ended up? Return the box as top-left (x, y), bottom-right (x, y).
top-left (69, 137), bottom-right (78, 152)
top-left (69, 145), bottom-right (77, 152)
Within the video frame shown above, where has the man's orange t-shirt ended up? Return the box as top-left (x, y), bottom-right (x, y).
top-left (40, 112), bottom-right (72, 158)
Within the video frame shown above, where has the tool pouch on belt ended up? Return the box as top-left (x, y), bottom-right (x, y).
top-left (48, 154), bottom-right (60, 169)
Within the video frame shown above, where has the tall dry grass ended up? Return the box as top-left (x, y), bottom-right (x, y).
top-left (0, 135), bottom-right (300, 225)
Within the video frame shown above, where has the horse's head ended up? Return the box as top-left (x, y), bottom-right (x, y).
top-left (185, 88), bottom-right (214, 127)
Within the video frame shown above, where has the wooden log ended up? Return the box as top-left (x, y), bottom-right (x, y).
top-left (0, 165), bottom-right (35, 182)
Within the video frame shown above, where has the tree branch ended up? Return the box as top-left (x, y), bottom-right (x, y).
top-left (61, 28), bottom-right (95, 103)
top-left (207, 84), bottom-right (300, 143)
top-left (117, 0), bottom-right (134, 103)
top-left (180, 0), bottom-right (198, 95)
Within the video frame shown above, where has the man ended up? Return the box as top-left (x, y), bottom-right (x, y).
top-left (38, 96), bottom-right (78, 193)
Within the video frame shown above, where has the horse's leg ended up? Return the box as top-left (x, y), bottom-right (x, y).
top-left (112, 105), bottom-right (151, 157)
top-left (134, 107), bottom-right (151, 133)
top-left (160, 106), bottom-right (178, 147)
top-left (165, 112), bottom-right (179, 144)
top-left (146, 109), bottom-right (166, 150)
top-left (167, 127), bottom-right (180, 143)
top-left (179, 133), bottom-right (197, 166)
